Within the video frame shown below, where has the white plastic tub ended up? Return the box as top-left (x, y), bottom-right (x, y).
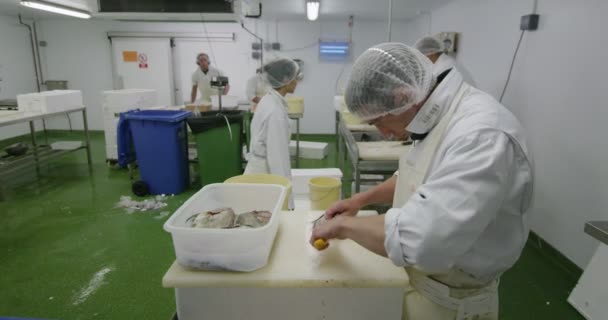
top-left (164, 183), bottom-right (286, 272)
top-left (289, 141), bottom-right (328, 159)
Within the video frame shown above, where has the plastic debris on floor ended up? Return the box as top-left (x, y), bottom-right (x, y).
top-left (116, 195), bottom-right (169, 214)
top-left (154, 211), bottom-right (171, 220)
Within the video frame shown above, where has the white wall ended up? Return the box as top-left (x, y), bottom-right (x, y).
top-left (404, 0), bottom-right (608, 268)
top-left (0, 14), bottom-right (39, 140)
top-left (35, 17), bottom-right (405, 134)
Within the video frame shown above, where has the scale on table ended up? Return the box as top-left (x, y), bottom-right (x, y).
top-left (210, 76), bottom-right (229, 111)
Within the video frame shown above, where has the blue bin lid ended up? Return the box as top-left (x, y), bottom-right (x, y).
top-left (122, 110), bottom-right (192, 123)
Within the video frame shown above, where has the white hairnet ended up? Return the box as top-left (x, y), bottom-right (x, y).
top-left (262, 58), bottom-right (301, 89)
top-left (344, 43), bottom-right (435, 121)
top-left (414, 36), bottom-right (444, 56)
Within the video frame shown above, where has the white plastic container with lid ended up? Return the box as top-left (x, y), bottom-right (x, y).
top-left (164, 183), bottom-right (286, 272)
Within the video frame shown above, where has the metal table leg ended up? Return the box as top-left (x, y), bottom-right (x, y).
top-left (29, 120), bottom-right (40, 175)
top-left (335, 111), bottom-right (340, 166)
top-left (82, 109), bottom-right (93, 171)
top-left (295, 118), bottom-right (300, 168)
top-left (354, 165), bottom-right (361, 194)
top-left (42, 119), bottom-right (49, 146)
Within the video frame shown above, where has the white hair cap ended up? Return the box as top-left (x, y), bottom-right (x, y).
top-left (414, 36), bottom-right (444, 56)
top-left (262, 58), bottom-right (301, 89)
top-left (344, 43), bottom-right (435, 121)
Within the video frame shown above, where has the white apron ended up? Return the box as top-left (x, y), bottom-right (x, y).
top-left (393, 81), bottom-right (499, 320)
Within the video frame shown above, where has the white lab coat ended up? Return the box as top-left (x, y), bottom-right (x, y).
top-left (192, 66), bottom-right (225, 105)
top-left (433, 54), bottom-right (477, 87)
top-left (245, 89), bottom-right (293, 204)
top-left (385, 69), bottom-right (534, 285)
top-left (246, 74), bottom-right (269, 106)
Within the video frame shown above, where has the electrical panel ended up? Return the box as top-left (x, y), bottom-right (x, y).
top-left (435, 32), bottom-right (458, 53)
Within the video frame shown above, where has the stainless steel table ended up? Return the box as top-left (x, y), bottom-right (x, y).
top-left (585, 221), bottom-right (608, 245)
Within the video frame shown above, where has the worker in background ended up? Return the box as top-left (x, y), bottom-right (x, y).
top-left (246, 68), bottom-right (269, 112)
top-left (190, 53), bottom-right (230, 104)
top-left (311, 43), bottom-right (533, 320)
top-left (245, 58), bottom-right (301, 210)
top-left (415, 35), bottom-right (477, 86)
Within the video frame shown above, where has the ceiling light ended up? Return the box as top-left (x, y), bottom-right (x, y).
top-left (306, 1), bottom-right (319, 21)
top-left (20, 0), bottom-right (92, 19)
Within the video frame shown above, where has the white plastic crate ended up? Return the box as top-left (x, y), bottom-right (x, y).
top-left (164, 183), bottom-right (287, 272)
top-left (17, 90), bottom-right (83, 113)
top-left (289, 141), bottom-right (329, 160)
top-left (291, 168), bottom-right (343, 195)
top-left (102, 89), bottom-right (157, 112)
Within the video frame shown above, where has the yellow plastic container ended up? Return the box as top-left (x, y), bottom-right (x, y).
top-left (309, 177), bottom-right (342, 211)
top-left (224, 174), bottom-right (292, 210)
top-left (287, 96), bottom-right (304, 115)
top-left (340, 103), bottom-right (363, 125)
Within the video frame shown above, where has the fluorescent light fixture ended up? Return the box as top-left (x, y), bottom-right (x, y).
top-left (319, 41), bottom-right (350, 60)
top-left (306, 0), bottom-right (319, 21)
top-left (20, 0), bottom-right (91, 19)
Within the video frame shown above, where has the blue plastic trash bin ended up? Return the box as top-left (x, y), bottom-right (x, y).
top-left (122, 110), bottom-right (192, 195)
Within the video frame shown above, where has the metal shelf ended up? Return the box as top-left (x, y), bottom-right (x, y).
top-left (0, 144), bottom-right (85, 176)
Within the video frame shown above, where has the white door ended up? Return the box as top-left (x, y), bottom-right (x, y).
top-left (173, 39), bottom-right (253, 105)
top-left (111, 38), bottom-right (174, 106)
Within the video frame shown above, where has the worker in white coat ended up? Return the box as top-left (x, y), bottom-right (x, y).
top-left (191, 52), bottom-right (230, 104)
top-left (310, 43), bottom-right (533, 320)
top-left (245, 58), bottom-right (301, 209)
top-left (246, 68), bottom-right (269, 112)
top-left (415, 36), bottom-right (477, 87)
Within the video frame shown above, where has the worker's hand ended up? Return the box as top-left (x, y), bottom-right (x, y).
top-left (252, 97), bottom-right (261, 103)
top-left (310, 215), bottom-right (349, 250)
top-left (325, 197), bottom-right (363, 219)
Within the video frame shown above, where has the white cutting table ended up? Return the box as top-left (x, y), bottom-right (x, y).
top-left (162, 209), bottom-right (407, 320)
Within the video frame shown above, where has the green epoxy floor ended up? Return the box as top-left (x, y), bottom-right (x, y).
top-left (0, 131), bottom-right (585, 320)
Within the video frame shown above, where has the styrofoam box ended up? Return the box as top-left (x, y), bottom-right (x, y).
top-left (291, 168), bottom-right (343, 195)
top-left (211, 95), bottom-right (239, 109)
top-left (334, 95), bottom-right (345, 112)
top-left (102, 89), bottom-right (157, 112)
top-left (289, 141), bottom-right (328, 160)
top-left (105, 145), bottom-right (118, 160)
top-left (102, 89), bottom-right (157, 160)
top-left (17, 90), bottom-right (83, 113)
top-left (164, 183), bottom-right (287, 272)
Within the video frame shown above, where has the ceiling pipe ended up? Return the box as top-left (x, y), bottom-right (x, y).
top-left (18, 14), bottom-right (41, 92)
top-left (387, 0), bottom-right (393, 41)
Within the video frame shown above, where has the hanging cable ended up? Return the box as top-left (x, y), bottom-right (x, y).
top-left (499, 30), bottom-right (525, 102)
top-left (499, 0), bottom-right (538, 102)
top-left (218, 113), bottom-right (233, 141)
top-left (281, 41), bottom-right (319, 52)
top-left (241, 20), bottom-right (264, 66)
top-left (199, 13), bottom-right (218, 68)
top-left (387, 0), bottom-right (393, 41)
